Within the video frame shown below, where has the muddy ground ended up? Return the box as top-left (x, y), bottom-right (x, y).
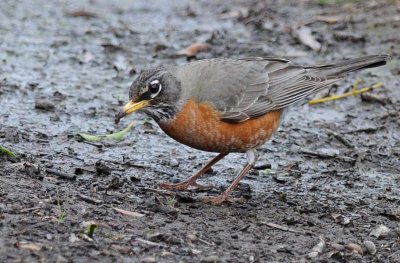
top-left (1, 0), bottom-right (400, 262)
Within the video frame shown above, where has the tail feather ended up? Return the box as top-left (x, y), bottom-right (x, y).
top-left (265, 54), bottom-right (389, 111)
top-left (307, 54), bottom-right (390, 77)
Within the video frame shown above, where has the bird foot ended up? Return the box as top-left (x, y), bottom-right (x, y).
top-left (159, 180), bottom-right (212, 191)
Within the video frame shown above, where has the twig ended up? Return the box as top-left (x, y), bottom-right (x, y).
top-left (60, 153), bottom-right (84, 162)
top-left (135, 238), bottom-right (166, 247)
top-left (325, 129), bottom-right (354, 148)
top-left (197, 237), bottom-right (215, 246)
top-left (309, 81), bottom-right (384, 105)
top-left (300, 149), bottom-right (355, 163)
top-left (46, 169), bottom-right (76, 180)
top-left (103, 159), bottom-right (149, 169)
top-left (344, 126), bottom-right (381, 134)
top-left (113, 207), bottom-right (145, 218)
top-left (254, 163), bottom-right (272, 170)
top-left (299, 149), bottom-right (336, 159)
top-left (19, 207), bottom-right (41, 213)
top-left (78, 194), bottom-right (103, 205)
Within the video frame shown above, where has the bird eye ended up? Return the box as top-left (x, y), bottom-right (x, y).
top-left (148, 80), bottom-right (162, 96)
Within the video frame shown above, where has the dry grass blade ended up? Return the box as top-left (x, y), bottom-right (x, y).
top-left (66, 10), bottom-right (98, 18)
top-left (113, 207), bottom-right (146, 218)
top-left (16, 242), bottom-right (42, 251)
top-left (177, 43), bottom-right (210, 57)
top-left (315, 14), bottom-right (343, 24)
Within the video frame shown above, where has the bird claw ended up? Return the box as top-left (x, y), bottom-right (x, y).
top-left (159, 180), bottom-right (212, 191)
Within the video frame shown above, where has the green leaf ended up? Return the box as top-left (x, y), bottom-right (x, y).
top-left (86, 223), bottom-right (97, 238)
top-left (0, 146), bottom-right (17, 158)
top-left (104, 122), bottom-right (135, 141)
top-left (78, 122), bottom-right (135, 142)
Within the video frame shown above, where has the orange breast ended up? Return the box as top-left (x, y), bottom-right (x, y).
top-left (158, 99), bottom-right (283, 153)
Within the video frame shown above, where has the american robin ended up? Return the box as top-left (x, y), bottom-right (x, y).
top-left (115, 54), bottom-right (388, 204)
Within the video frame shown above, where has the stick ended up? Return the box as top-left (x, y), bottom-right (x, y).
top-left (46, 169), bottom-right (76, 180)
top-left (325, 129), bottom-right (354, 148)
top-left (78, 194), bottom-right (103, 204)
top-left (309, 82), bottom-right (384, 105)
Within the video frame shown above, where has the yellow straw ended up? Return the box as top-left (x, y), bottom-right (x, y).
top-left (309, 79), bottom-right (385, 105)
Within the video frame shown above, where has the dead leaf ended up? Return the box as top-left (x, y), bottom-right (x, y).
top-left (315, 15), bottom-right (343, 24)
top-left (113, 207), bottom-right (145, 218)
top-left (66, 10), bottom-right (97, 18)
top-left (370, 224), bottom-right (391, 239)
top-left (295, 26), bottom-right (321, 51)
top-left (16, 241), bottom-right (42, 251)
top-left (346, 243), bottom-right (364, 255)
top-left (308, 236), bottom-right (326, 258)
top-left (177, 43), bottom-right (210, 57)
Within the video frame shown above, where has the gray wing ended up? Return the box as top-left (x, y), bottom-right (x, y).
top-left (186, 58), bottom-right (279, 122)
top-left (178, 58), bottom-right (338, 122)
top-left (177, 55), bottom-right (387, 123)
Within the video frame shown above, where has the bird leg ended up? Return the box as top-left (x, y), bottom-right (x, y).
top-left (207, 150), bottom-right (258, 205)
top-left (159, 152), bottom-right (228, 190)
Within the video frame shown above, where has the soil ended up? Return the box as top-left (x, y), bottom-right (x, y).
top-left (1, 0), bottom-right (400, 262)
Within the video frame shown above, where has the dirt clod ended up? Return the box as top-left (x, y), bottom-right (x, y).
top-left (35, 99), bottom-right (55, 111)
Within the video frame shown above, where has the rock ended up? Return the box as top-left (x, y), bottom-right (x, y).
top-left (141, 256), bottom-right (156, 263)
top-left (200, 255), bottom-right (222, 263)
top-left (169, 158), bottom-right (179, 167)
top-left (35, 99), bottom-right (55, 111)
top-left (363, 240), bottom-right (376, 255)
top-left (370, 224), bottom-right (391, 239)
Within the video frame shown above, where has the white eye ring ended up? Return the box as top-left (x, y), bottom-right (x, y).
top-left (149, 79), bottom-right (162, 98)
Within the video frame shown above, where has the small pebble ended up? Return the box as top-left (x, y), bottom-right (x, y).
top-left (187, 233), bottom-right (198, 241)
top-left (69, 233), bottom-right (78, 243)
top-left (35, 99), bottom-right (55, 111)
top-left (141, 256), bottom-right (156, 263)
top-left (363, 240), bottom-right (376, 255)
top-left (308, 252), bottom-right (319, 258)
top-left (200, 255), bottom-right (222, 263)
top-left (169, 158), bottom-right (179, 167)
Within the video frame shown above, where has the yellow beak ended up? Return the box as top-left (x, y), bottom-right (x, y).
top-left (115, 99), bottom-right (150, 124)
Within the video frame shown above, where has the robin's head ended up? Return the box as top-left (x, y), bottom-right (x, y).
top-left (115, 67), bottom-right (181, 123)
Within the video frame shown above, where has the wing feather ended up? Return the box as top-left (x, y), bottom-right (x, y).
top-left (175, 55), bottom-right (387, 123)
